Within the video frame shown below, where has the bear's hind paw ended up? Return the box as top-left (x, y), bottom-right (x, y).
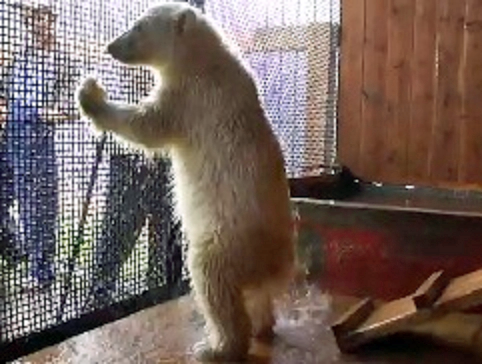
top-left (192, 340), bottom-right (248, 363)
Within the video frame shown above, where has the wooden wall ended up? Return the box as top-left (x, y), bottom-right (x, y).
top-left (339, 0), bottom-right (482, 188)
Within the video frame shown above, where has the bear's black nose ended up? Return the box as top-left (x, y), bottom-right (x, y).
top-left (106, 38), bottom-right (128, 61)
top-left (106, 42), bottom-right (116, 55)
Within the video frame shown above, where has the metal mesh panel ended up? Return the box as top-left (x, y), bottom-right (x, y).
top-left (0, 0), bottom-right (185, 360)
top-left (206, 0), bottom-right (340, 177)
top-left (0, 0), bottom-right (340, 361)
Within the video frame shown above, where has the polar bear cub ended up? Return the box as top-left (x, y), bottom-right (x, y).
top-left (76, 2), bottom-right (296, 362)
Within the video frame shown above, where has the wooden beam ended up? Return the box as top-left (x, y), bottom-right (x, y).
top-left (332, 268), bottom-right (482, 353)
top-left (412, 270), bottom-right (450, 309)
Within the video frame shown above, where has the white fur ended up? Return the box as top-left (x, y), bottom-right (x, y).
top-left (76, 2), bottom-right (296, 361)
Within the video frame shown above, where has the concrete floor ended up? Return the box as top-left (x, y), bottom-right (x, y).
top-left (15, 286), bottom-right (482, 364)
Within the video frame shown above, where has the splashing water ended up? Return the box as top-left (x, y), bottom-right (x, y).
top-left (275, 283), bottom-right (332, 328)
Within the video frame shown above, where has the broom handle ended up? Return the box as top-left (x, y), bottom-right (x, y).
top-left (56, 133), bottom-right (107, 322)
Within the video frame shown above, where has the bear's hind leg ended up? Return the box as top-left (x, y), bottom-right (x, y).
top-left (190, 250), bottom-right (251, 362)
top-left (245, 289), bottom-right (276, 342)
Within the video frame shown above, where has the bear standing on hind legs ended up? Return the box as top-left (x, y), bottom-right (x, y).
top-left (76, 2), bottom-right (297, 362)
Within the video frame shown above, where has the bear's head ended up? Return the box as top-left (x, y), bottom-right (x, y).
top-left (106, 2), bottom-right (199, 68)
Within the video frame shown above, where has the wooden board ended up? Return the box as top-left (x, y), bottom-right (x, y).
top-left (407, 0), bottom-right (437, 183)
top-left (338, 0), bottom-right (365, 174)
top-left (412, 270), bottom-right (450, 309)
top-left (331, 298), bottom-right (375, 340)
top-left (436, 269), bottom-right (482, 311)
top-left (383, 0), bottom-right (414, 182)
top-left (332, 268), bottom-right (482, 352)
top-left (429, 0), bottom-right (466, 183)
top-left (359, 0), bottom-right (389, 181)
top-left (459, 0), bottom-right (482, 183)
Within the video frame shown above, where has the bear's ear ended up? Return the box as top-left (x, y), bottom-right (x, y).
top-left (174, 8), bottom-right (196, 35)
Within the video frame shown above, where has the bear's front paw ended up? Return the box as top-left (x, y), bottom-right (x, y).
top-left (192, 341), bottom-right (248, 363)
top-left (76, 77), bottom-right (107, 120)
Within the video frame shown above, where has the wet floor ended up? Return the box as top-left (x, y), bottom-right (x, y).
top-left (15, 286), bottom-right (482, 364)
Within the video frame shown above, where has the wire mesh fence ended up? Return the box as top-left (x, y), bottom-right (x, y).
top-left (0, 0), bottom-right (340, 361)
top-left (206, 0), bottom-right (340, 177)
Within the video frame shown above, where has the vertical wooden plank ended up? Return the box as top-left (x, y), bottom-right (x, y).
top-left (338, 0), bottom-right (365, 174)
top-left (383, 0), bottom-right (415, 183)
top-left (429, 0), bottom-right (466, 183)
top-left (359, 0), bottom-right (389, 181)
top-left (407, 0), bottom-right (437, 184)
top-left (460, 0), bottom-right (482, 184)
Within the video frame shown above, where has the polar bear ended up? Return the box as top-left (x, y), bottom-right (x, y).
top-left (76, 2), bottom-right (296, 361)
